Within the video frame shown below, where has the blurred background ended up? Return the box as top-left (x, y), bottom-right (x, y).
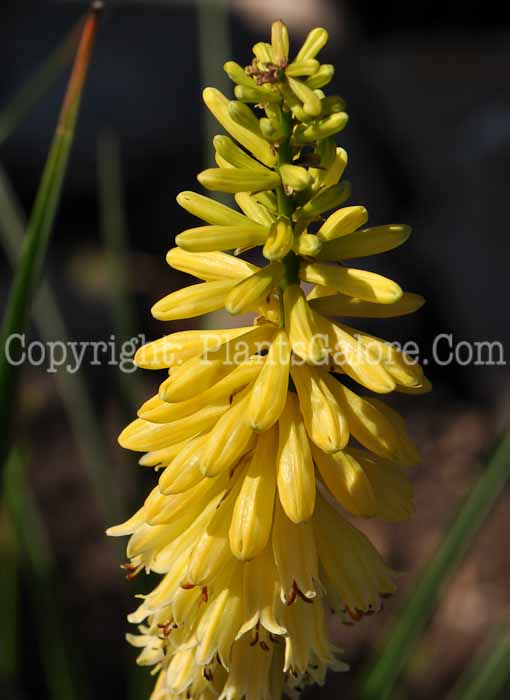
top-left (0, 1), bottom-right (509, 699)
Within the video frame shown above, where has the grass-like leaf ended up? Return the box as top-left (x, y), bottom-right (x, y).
top-left (0, 18), bottom-right (82, 148)
top-left (359, 431), bottom-right (510, 700)
top-left (447, 625), bottom-right (510, 700)
top-left (0, 165), bottom-right (125, 524)
top-left (3, 447), bottom-right (83, 700)
top-left (0, 3), bottom-right (102, 464)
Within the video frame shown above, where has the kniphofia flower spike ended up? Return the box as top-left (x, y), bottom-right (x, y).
top-left (108, 21), bottom-right (429, 700)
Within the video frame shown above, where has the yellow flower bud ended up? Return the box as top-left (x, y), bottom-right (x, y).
top-left (295, 27), bottom-right (329, 62)
top-left (166, 247), bottom-right (258, 281)
top-left (318, 205), bottom-right (368, 241)
top-left (295, 181), bottom-right (351, 221)
top-left (292, 112), bottom-right (349, 144)
top-left (263, 217), bottom-right (294, 260)
top-left (276, 392), bottom-right (316, 523)
top-left (305, 63), bottom-right (334, 89)
top-left (283, 283), bottom-right (326, 364)
top-left (318, 223), bottom-right (412, 260)
top-left (292, 231), bottom-right (322, 257)
top-left (197, 167), bottom-right (281, 194)
top-left (287, 76), bottom-right (322, 117)
top-left (286, 59), bottom-right (320, 77)
top-left (176, 224), bottom-right (268, 253)
top-left (151, 279), bottom-right (237, 321)
top-left (225, 263), bottom-right (282, 315)
top-left (247, 329), bottom-right (291, 431)
top-left (279, 163), bottom-right (313, 192)
top-left (203, 87), bottom-right (276, 167)
top-left (213, 134), bottom-right (271, 172)
top-left (176, 190), bottom-right (248, 226)
top-left (300, 261), bottom-right (403, 304)
top-left (229, 427), bottom-right (278, 560)
top-left (271, 20), bottom-right (289, 64)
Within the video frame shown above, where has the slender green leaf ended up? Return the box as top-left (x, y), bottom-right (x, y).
top-left (360, 431), bottom-right (510, 700)
top-left (447, 625), bottom-right (510, 700)
top-left (0, 19), bottom-right (81, 148)
top-left (0, 3), bottom-right (103, 464)
top-left (0, 166), bottom-right (124, 524)
top-left (97, 131), bottom-right (142, 414)
top-left (3, 448), bottom-right (82, 700)
top-left (0, 502), bottom-right (18, 683)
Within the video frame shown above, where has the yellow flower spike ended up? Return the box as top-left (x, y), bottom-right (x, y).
top-left (272, 496), bottom-right (319, 603)
top-left (151, 279), bottom-right (237, 321)
top-left (292, 231), bottom-right (323, 257)
top-left (295, 181), bottom-right (351, 221)
top-left (276, 392), bottom-right (316, 524)
top-left (202, 87), bottom-right (276, 167)
top-left (111, 20), bottom-right (430, 700)
top-left (225, 263), bottom-right (282, 315)
top-left (200, 392), bottom-right (255, 477)
top-left (318, 223), bottom-right (412, 260)
top-left (309, 291), bottom-right (425, 318)
top-left (166, 247), bottom-right (258, 282)
top-left (247, 329), bottom-right (290, 431)
top-left (290, 362), bottom-right (349, 453)
top-left (118, 404), bottom-right (229, 453)
top-left (285, 59), bottom-right (320, 77)
top-left (317, 205), bottom-right (369, 242)
top-left (238, 544), bottom-right (287, 638)
top-left (229, 426), bottom-right (278, 560)
top-left (235, 192), bottom-right (275, 227)
top-left (310, 444), bottom-right (377, 517)
top-left (197, 167), bottom-right (281, 194)
top-left (287, 76), bottom-right (322, 117)
top-left (213, 135), bottom-right (273, 173)
top-left (271, 20), bottom-right (289, 64)
top-left (295, 27), bottom-right (329, 62)
top-left (263, 217), bottom-right (294, 261)
top-left (306, 63), bottom-right (335, 89)
top-left (283, 284), bottom-right (326, 364)
top-left (279, 163), bottom-right (313, 192)
top-left (176, 190), bottom-right (250, 227)
top-left (300, 261), bottom-right (403, 304)
top-left (134, 327), bottom-right (252, 370)
top-left (176, 224), bottom-right (268, 253)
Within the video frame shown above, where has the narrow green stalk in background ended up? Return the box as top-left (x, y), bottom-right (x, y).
top-left (3, 448), bottom-right (83, 700)
top-left (0, 19), bottom-right (81, 148)
top-left (360, 431), bottom-right (510, 700)
top-left (448, 625), bottom-right (510, 700)
top-left (97, 130), bottom-right (142, 415)
top-left (0, 2), bottom-right (103, 464)
top-left (0, 166), bottom-right (124, 524)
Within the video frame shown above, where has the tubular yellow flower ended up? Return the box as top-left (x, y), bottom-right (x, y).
top-left (109, 19), bottom-right (430, 700)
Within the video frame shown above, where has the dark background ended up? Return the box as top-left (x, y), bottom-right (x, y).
top-left (1, 1), bottom-right (509, 699)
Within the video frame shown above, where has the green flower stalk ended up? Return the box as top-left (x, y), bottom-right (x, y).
top-left (108, 20), bottom-right (429, 700)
